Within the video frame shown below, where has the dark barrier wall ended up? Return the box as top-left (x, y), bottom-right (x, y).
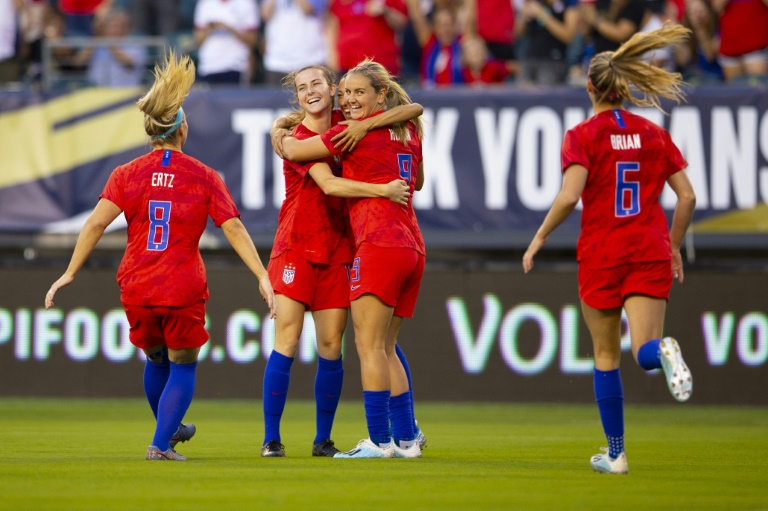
top-left (1, 266), bottom-right (765, 405)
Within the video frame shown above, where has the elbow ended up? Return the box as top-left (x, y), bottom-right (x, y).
top-left (412, 103), bottom-right (425, 116)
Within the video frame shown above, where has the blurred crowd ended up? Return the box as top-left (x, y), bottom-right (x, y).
top-left (0, 0), bottom-right (766, 89)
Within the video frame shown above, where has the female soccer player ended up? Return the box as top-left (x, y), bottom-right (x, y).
top-left (523, 24), bottom-right (696, 475)
top-left (261, 65), bottom-right (423, 458)
top-left (280, 59), bottom-right (426, 459)
top-left (44, 51), bottom-right (277, 461)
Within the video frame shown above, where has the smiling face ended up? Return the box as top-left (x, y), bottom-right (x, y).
top-left (342, 72), bottom-right (386, 120)
top-left (295, 68), bottom-right (335, 117)
top-left (337, 76), bottom-right (351, 119)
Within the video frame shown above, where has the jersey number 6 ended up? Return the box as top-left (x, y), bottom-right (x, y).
top-left (147, 200), bottom-right (172, 251)
top-left (615, 162), bottom-right (640, 218)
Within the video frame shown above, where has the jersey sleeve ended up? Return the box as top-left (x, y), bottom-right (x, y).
top-left (320, 124), bottom-right (346, 156)
top-left (99, 166), bottom-right (125, 210)
top-left (561, 128), bottom-right (590, 172)
top-left (664, 130), bottom-right (688, 177)
top-left (207, 169), bottom-right (241, 227)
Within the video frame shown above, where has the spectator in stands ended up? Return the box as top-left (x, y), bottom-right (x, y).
top-left (405, 0), bottom-right (464, 87)
top-left (463, 0), bottom-right (516, 61)
top-left (131, 0), bottom-right (179, 37)
top-left (19, 0), bottom-right (49, 83)
top-left (194, 0), bottom-right (259, 85)
top-left (0, 0), bottom-right (21, 83)
top-left (515, 0), bottom-right (580, 85)
top-left (261, 0), bottom-right (329, 86)
top-left (73, 9), bottom-right (147, 86)
top-left (58, 0), bottom-right (112, 36)
top-left (328, 0), bottom-right (409, 76)
top-left (461, 34), bottom-right (514, 85)
top-left (580, 0), bottom-right (647, 54)
top-left (713, 0), bottom-right (768, 83)
top-left (677, 0), bottom-right (723, 82)
top-left (638, 0), bottom-right (676, 72)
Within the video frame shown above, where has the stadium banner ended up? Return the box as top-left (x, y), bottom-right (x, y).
top-left (1, 86), bottom-right (767, 247)
top-left (1, 266), bottom-right (765, 405)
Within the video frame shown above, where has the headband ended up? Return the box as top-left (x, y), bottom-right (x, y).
top-left (587, 78), bottom-right (621, 102)
top-left (152, 108), bottom-right (185, 139)
top-left (358, 64), bottom-right (386, 92)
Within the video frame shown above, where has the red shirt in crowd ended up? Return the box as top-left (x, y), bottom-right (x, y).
top-left (59, 0), bottom-right (104, 14)
top-left (561, 109), bottom-right (687, 269)
top-left (320, 114), bottom-right (425, 254)
top-left (476, 0), bottom-right (515, 44)
top-left (101, 150), bottom-right (240, 306)
top-left (330, 0), bottom-right (408, 75)
top-left (271, 111), bottom-right (354, 265)
top-left (718, 0), bottom-right (768, 58)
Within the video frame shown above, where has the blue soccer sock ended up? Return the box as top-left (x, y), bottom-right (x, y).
top-left (314, 356), bottom-right (344, 444)
top-left (143, 348), bottom-right (170, 419)
top-left (594, 368), bottom-right (625, 459)
top-left (390, 392), bottom-right (415, 446)
top-left (263, 350), bottom-right (294, 444)
top-left (637, 339), bottom-right (662, 370)
top-left (363, 390), bottom-right (391, 446)
top-left (395, 344), bottom-right (417, 430)
top-left (152, 361), bottom-right (197, 451)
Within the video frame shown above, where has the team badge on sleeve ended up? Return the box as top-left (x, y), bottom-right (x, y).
top-left (282, 264), bottom-right (296, 285)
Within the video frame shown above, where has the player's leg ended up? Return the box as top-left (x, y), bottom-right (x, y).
top-left (625, 294), bottom-right (692, 402)
top-left (581, 301), bottom-right (628, 474)
top-left (386, 317), bottom-right (419, 457)
top-left (334, 294), bottom-right (394, 458)
top-left (143, 344), bottom-right (170, 419)
top-left (146, 345), bottom-right (201, 461)
top-left (262, 294), bottom-right (306, 456)
top-left (310, 306), bottom-right (347, 456)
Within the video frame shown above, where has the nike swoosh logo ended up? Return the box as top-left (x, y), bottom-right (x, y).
top-left (270, 391), bottom-right (286, 396)
top-left (326, 394), bottom-right (337, 398)
top-left (351, 285), bottom-right (360, 290)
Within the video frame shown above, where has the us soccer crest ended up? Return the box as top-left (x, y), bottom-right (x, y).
top-left (282, 263), bottom-right (296, 285)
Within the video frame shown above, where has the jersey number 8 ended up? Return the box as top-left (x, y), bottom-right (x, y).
top-left (147, 200), bottom-right (172, 251)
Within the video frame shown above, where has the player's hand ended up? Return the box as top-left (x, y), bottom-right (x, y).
top-left (270, 127), bottom-right (290, 158)
top-left (522, 235), bottom-right (546, 273)
top-left (331, 120), bottom-right (367, 152)
top-left (671, 249), bottom-right (684, 283)
top-left (45, 273), bottom-right (74, 309)
top-left (384, 179), bottom-right (410, 205)
top-left (259, 274), bottom-right (278, 318)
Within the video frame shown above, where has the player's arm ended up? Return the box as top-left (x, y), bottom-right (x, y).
top-left (308, 162), bottom-right (409, 204)
top-left (415, 161), bottom-right (424, 191)
top-left (45, 198), bottom-right (122, 308)
top-left (270, 115), bottom-right (299, 159)
top-left (221, 217), bottom-right (277, 318)
top-left (281, 134), bottom-right (333, 162)
top-left (666, 169), bottom-right (696, 283)
top-left (522, 164), bottom-right (588, 273)
top-left (331, 103), bottom-right (424, 151)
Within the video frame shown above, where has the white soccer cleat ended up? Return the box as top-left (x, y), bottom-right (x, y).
top-left (333, 438), bottom-right (395, 459)
top-left (146, 445), bottom-right (187, 461)
top-left (393, 441), bottom-right (422, 458)
top-left (590, 448), bottom-right (628, 474)
top-left (414, 420), bottom-right (427, 450)
top-left (659, 337), bottom-right (693, 402)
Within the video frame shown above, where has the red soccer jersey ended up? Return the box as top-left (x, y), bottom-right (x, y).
top-left (271, 119), bottom-right (354, 265)
top-left (330, 0), bottom-right (407, 74)
top-left (561, 109), bottom-right (687, 269)
top-left (101, 150), bottom-right (240, 306)
top-left (320, 115), bottom-right (425, 254)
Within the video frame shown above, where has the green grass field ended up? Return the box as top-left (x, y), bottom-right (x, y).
top-left (0, 398), bottom-right (766, 511)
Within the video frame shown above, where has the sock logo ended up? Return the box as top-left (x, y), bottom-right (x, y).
top-left (282, 263), bottom-right (295, 285)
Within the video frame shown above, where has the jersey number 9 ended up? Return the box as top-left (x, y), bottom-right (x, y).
top-left (397, 154), bottom-right (412, 184)
top-left (147, 200), bottom-right (172, 251)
